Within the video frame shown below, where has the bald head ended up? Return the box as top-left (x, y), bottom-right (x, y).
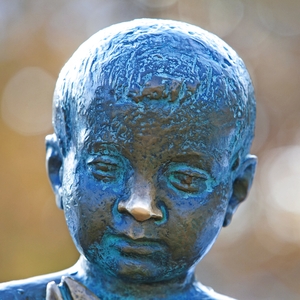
top-left (52, 19), bottom-right (255, 159)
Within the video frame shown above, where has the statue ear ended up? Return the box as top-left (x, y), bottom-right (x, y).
top-left (45, 134), bottom-right (64, 209)
top-left (223, 154), bottom-right (257, 227)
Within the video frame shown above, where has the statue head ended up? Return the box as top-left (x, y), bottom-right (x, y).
top-left (46, 19), bottom-right (256, 283)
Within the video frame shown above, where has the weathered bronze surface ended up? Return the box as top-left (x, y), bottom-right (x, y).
top-left (0, 19), bottom-right (257, 299)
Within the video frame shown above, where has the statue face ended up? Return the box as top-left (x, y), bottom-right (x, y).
top-left (60, 93), bottom-right (236, 283)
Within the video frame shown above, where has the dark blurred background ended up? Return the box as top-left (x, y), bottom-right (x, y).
top-left (0, 0), bottom-right (300, 299)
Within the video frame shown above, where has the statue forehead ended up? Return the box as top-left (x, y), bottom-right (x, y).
top-left (79, 95), bottom-right (236, 165)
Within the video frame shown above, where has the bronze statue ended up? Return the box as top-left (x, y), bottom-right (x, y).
top-left (0, 19), bottom-right (257, 299)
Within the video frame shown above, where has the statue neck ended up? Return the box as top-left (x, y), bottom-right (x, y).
top-left (72, 255), bottom-right (199, 300)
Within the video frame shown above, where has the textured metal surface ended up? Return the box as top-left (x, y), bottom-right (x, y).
top-left (0, 19), bottom-right (256, 299)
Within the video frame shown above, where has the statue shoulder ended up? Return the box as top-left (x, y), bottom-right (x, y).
top-left (0, 269), bottom-right (73, 300)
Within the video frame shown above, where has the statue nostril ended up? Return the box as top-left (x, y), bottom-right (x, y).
top-left (117, 201), bottom-right (127, 213)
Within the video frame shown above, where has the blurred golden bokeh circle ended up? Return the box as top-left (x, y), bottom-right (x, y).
top-left (1, 67), bottom-right (55, 135)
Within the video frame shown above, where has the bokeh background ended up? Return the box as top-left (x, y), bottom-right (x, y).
top-left (1, 0), bottom-right (300, 299)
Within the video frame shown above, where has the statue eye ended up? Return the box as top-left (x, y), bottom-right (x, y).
top-left (167, 167), bottom-right (208, 193)
top-left (87, 156), bottom-right (120, 182)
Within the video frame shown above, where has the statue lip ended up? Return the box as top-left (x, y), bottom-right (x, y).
top-left (120, 243), bottom-right (163, 256)
top-left (111, 233), bottom-right (167, 256)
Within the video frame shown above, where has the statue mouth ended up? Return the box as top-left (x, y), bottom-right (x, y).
top-left (119, 240), bottom-right (164, 256)
top-left (110, 233), bottom-right (168, 257)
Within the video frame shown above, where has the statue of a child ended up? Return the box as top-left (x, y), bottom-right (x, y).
top-left (0, 19), bottom-right (257, 300)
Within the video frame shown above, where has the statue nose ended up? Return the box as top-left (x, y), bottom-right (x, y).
top-left (117, 177), bottom-right (163, 222)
